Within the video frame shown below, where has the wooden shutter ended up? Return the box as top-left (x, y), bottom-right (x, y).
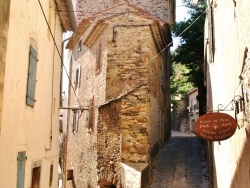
top-left (72, 110), bottom-right (79, 134)
top-left (95, 43), bottom-right (102, 75)
top-left (75, 66), bottom-right (81, 88)
top-left (16, 151), bottom-right (26, 188)
top-left (88, 96), bottom-right (95, 129)
top-left (26, 45), bottom-right (38, 107)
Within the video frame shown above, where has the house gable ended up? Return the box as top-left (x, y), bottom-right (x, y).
top-left (67, 2), bottom-right (169, 50)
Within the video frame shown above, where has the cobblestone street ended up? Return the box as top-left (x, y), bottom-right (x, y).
top-left (151, 130), bottom-right (210, 188)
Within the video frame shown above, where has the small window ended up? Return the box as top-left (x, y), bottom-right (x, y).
top-left (75, 66), bottom-right (81, 88)
top-left (26, 45), bottom-right (38, 107)
top-left (96, 42), bottom-right (102, 75)
top-left (31, 166), bottom-right (41, 188)
top-left (78, 40), bottom-right (82, 53)
top-left (49, 165), bottom-right (53, 187)
top-left (67, 170), bottom-right (73, 181)
top-left (87, 96), bottom-right (95, 133)
top-left (72, 110), bottom-right (79, 134)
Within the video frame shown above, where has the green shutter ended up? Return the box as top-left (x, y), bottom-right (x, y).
top-left (16, 151), bottom-right (26, 188)
top-left (26, 45), bottom-right (38, 107)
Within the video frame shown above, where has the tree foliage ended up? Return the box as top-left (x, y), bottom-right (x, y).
top-left (172, 0), bottom-right (206, 87)
top-left (170, 63), bottom-right (194, 107)
top-left (171, 0), bottom-right (207, 115)
top-left (170, 63), bottom-right (194, 97)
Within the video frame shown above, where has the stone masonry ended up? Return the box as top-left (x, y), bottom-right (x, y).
top-left (74, 0), bottom-right (174, 25)
top-left (65, 2), bottom-right (172, 188)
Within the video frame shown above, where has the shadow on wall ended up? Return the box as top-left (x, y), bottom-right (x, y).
top-left (171, 95), bottom-right (189, 131)
top-left (206, 70), bottom-right (215, 188)
top-left (229, 128), bottom-right (250, 188)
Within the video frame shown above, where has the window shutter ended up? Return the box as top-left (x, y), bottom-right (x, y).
top-left (88, 96), bottom-right (95, 130)
top-left (95, 43), bottom-right (102, 75)
top-left (75, 68), bottom-right (79, 88)
top-left (77, 66), bottom-right (81, 87)
top-left (72, 110), bottom-right (79, 134)
top-left (16, 151), bottom-right (26, 188)
top-left (75, 66), bottom-right (81, 88)
top-left (26, 45), bottom-right (38, 107)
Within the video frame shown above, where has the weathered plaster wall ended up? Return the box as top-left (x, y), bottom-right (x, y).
top-left (0, 0), bottom-right (10, 136)
top-left (0, 0), bottom-right (62, 187)
top-left (205, 0), bottom-right (250, 187)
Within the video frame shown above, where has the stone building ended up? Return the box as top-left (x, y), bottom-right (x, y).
top-left (0, 0), bottom-right (74, 187)
top-left (204, 0), bottom-right (250, 187)
top-left (63, 1), bottom-right (174, 187)
top-left (187, 88), bottom-right (199, 133)
top-left (171, 88), bottom-right (198, 133)
top-left (171, 94), bottom-right (189, 131)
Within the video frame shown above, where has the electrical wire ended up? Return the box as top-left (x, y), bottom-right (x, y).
top-left (37, 0), bottom-right (82, 107)
top-left (38, 0), bottom-right (211, 109)
top-left (141, 4), bottom-right (212, 69)
top-left (57, 3), bottom-right (211, 71)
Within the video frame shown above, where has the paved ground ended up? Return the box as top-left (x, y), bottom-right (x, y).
top-left (150, 130), bottom-right (210, 188)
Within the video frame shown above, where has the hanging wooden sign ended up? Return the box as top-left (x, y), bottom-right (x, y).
top-left (194, 112), bottom-right (237, 141)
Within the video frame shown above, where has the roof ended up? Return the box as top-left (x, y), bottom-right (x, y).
top-left (187, 88), bottom-right (198, 96)
top-left (66, 19), bottom-right (91, 49)
top-left (67, 2), bottom-right (169, 49)
top-left (55, 0), bottom-right (76, 31)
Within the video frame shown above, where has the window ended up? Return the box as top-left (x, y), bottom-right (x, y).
top-left (16, 151), bottom-right (26, 188)
top-left (96, 42), bottom-right (102, 75)
top-left (67, 170), bottom-right (73, 181)
top-left (87, 96), bottom-right (95, 133)
top-left (31, 166), bottom-right (41, 188)
top-left (49, 165), bottom-right (53, 187)
top-left (26, 45), bottom-right (38, 107)
top-left (72, 110), bottom-right (79, 134)
top-left (75, 66), bottom-right (81, 88)
top-left (78, 40), bottom-right (82, 53)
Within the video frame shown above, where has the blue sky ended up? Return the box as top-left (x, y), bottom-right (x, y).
top-left (172, 0), bottom-right (190, 50)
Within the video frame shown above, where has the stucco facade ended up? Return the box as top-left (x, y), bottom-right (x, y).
top-left (205, 0), bottom-right (250, 187)
top-left (187, 88), bottom-right (198, 133)
top-left (0, 0), bottom-right (73, 187)
top-left (64, 2), bottom-right (173, 187)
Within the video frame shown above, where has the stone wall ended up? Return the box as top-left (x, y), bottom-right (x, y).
top-left (66, 6), bottom-right (171, 188)
top-left (75, 0), bottom-right (171, 24)
top-left (98, 103), bottom-right (122, 186)
top-left (105, 25), bottom-right (153, 163)
top-left (65, 34), bottom-right (108, 188)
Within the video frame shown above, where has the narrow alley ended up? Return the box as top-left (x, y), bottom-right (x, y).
top-left (151, 130), bottom-right (210, 188)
